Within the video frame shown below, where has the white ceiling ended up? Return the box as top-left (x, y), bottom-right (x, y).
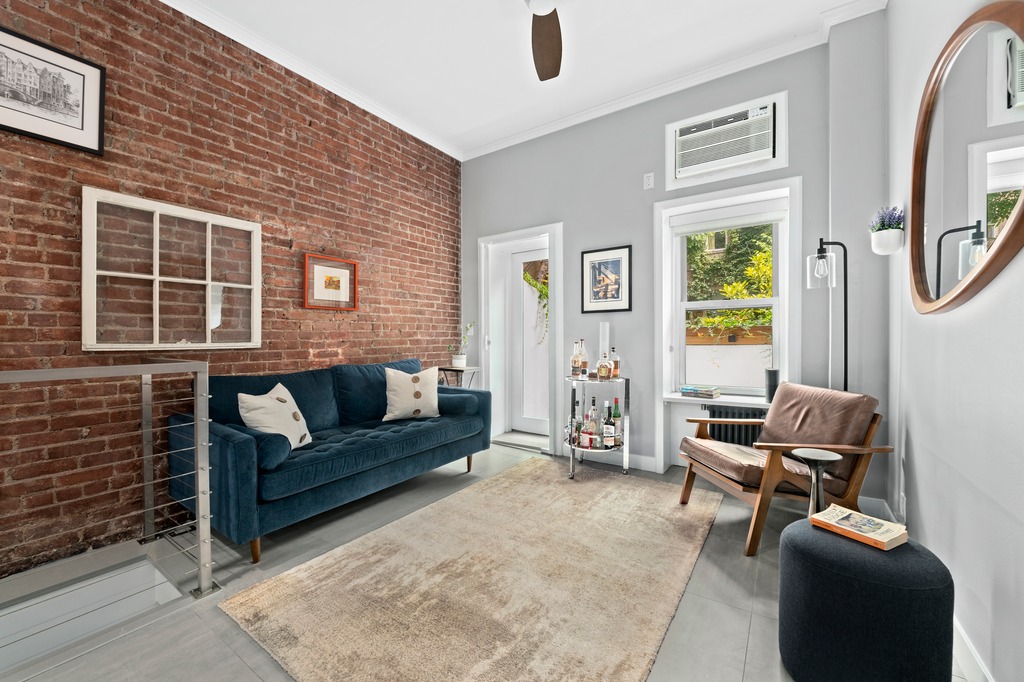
top-left (158, 0), bottom-right (886, 161)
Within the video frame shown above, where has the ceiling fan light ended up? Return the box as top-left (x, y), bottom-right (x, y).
top-left (525, 0), bottom-right (557, 16)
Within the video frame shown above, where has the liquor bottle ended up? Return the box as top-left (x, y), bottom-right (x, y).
top-left (610, 347), bottom-right (621, 379)
top-left (597, 351), bottom-right (613, 381)
top-left (570, 340), bottom-right (581, 378)
top-left (578, 339), bottom-right (590, 380)
top-left (602, 400), bottom-right (616, 449)
top-left (571, 399), bottom-right (581, 446)
top-left (612, 397), bottom-right (622, 446)
top-left (586, 397), bottom-right (599, 449)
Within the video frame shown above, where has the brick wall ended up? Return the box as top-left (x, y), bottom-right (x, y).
top-left (0, 0), bottom-right (462, 577)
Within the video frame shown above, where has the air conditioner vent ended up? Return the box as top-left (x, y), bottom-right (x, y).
top-left (1008, 35), bottom-right (1024, 108)
top-left (673, 104), bottom-right (774, 179)
top-left (665, 93), bottom-right (787, 190)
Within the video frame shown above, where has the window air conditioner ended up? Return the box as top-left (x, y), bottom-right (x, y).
top-left (672, 103), bottom-right (775, 179)
top-left (1007, 35), bottom-right (1024, 108)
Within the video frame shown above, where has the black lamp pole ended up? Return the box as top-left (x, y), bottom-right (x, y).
top-left (816, 237), bottom-right (848, 392)
top-left (935, 220), bottom-right (983, 298)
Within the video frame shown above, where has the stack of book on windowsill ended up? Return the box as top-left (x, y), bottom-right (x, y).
top-left (810, 504), bottom-right (908, 550)
top-left (679, 384), bottom-right (721, 399)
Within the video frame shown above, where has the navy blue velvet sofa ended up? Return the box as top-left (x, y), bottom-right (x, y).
top-left (167, 359), bottom-right (491, 562)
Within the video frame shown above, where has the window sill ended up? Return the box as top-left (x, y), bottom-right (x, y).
top-left (662, 393), bottom-right (770, 409)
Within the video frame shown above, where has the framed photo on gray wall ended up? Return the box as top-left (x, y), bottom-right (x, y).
top-left (0, 26), bottom-right (105, 155)
top-left (581, 245), bottom-right (631, 313)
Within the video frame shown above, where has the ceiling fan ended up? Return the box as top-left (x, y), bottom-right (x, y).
top-left (525, 0), bottom-right (562, 81)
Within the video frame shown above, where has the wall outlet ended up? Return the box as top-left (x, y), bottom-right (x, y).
top-left (643, 172), bottom-right (655, 191)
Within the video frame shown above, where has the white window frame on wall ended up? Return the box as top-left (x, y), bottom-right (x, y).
top-left (653, 177), bottom-right (802, 399)
top-left (81, 186), bottom-right (262, 351)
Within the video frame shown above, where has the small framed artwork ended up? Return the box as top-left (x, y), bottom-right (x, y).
top-left (581, 245), bottom-right (632, 314)
top-left (0, 26), bottom-right (105, 155)
top-left (304, 253), bottom-right (358, 310)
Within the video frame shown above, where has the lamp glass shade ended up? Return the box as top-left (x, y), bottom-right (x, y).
top-left (957, 237), bottom-right (987, 280)
top-left (806, 252), bottom-right (837, 289)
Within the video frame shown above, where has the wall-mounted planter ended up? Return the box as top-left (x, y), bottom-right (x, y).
top-left (871, 229), bottom-right (904, 255)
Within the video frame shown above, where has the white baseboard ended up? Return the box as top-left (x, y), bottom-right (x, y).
top-left (954, 617), bottom-right (996, 682)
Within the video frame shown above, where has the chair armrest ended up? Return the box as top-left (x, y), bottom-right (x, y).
top-left (752, 441), bottom-right (894, 455)
top-left (685, 417), bottom-right (766, 426)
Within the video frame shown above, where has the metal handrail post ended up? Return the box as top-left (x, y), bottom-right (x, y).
top-left (192, 366), bottom-right (214, 597)
top-left (141, 374), bottom-right (155, 538)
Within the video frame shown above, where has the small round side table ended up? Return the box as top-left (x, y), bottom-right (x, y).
top-left (791, 447), bottom-right (843, 517)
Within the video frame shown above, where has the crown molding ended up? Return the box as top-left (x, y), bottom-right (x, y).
top-left (155, 0), bottom-right (466, 160)
top-left (821, 0), bottom-right (889, 37)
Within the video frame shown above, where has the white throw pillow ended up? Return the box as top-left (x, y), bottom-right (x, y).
top-left (237, 383), bottom-right (311, 449)
top-left (382, 366), bottom-right (439, 421)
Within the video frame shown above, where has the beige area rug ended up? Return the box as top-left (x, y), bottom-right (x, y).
top-left (219, 457), bottom-right (722, 682)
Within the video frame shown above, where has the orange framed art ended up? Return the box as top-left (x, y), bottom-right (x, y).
top-left (304, 253), bottom-right (358, 310)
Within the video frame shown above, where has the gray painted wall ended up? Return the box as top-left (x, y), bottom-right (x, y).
top-left (463, 46), bottom-right (829, 472)
top-left (463, 12), bottom-right (890, 497)
top-left (888, 1), bottom-right (1024, 678)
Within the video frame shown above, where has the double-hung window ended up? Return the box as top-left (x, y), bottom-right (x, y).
top-left (679, 220), bottom-right (778, 393)
top-left (656, 179), bottom-right (800, 397)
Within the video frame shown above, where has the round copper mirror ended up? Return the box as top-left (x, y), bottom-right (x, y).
top-left (911, 1), bottom-right (1024, 313)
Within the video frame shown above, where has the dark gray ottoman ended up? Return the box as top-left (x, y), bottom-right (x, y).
top-left (778, 520), bottom-right (954, 682)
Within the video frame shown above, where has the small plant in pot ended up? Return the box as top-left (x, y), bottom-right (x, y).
top-left (448, 322), bottom-right (476, 368)
top-left (870, 206), bottom-right (905, 255)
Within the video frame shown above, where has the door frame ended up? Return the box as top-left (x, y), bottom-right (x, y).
top-left (510, 245), bottom-right (551, 435)
top-left (478, 222), bottom-right (564, 455)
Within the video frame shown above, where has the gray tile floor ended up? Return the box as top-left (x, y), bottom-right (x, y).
top-left (3, 444), bottom-right (966, 682)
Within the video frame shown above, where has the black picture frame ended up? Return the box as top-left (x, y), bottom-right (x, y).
top-left (0, 26), bottom-right (105, 155)
top-left (581, 245), bottom-right (632, 313)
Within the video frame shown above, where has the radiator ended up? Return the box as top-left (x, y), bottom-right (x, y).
top-left (704, 404), bottom-right (767, 446)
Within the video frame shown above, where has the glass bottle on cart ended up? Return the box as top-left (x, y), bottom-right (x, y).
top-left (602, 401), bottom-right (615, 448)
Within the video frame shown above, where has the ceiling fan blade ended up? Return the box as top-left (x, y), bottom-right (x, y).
top-left (532, 8), bottom-right (562, 81)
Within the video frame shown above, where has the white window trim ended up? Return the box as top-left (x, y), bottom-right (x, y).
top-left (653, 177), bottom-right (802, 401)
top-left (968, 134), bottom-right (1024, 225)
top-left (82, 186), bottom-right (263, 351)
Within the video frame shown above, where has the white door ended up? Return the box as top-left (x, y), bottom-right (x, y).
top-left (510, 248), bottom-right (550, 435)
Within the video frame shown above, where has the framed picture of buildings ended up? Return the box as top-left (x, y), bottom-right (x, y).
top-left (304, 253), bottom-right (358, 310)
top-left (0, 26), bottom-right (105, 155)
top-left (581, 245), bottom-right (631, 313)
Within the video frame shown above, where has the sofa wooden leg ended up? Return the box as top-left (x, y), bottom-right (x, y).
top-left (680, 463), bottom-right (697, 504)
top-left (250, 538), bottom-right (261, 564)
top-left (466, 455), bottom-right (473, 473)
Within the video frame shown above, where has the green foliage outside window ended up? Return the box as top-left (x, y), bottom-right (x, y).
top-left (685, 225), bottom-right (774, 336)
top-left (988, 189), bottom-right (1021, 237)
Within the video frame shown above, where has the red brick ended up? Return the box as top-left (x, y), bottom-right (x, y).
top-left (0, 0), bottom-right (459, 578)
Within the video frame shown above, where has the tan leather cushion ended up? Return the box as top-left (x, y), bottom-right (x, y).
top-left (680, 436), bottom-right (847, 496)
top-left (758, 382), bottom-right (878, 481)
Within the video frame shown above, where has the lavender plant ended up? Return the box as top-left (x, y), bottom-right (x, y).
top-left (870, 206), bottom-right (904, 232)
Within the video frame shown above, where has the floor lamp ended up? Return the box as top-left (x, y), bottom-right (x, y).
top-left (806, 237), bottom-right (848, 391)
top-left (935, 220), bottom-right (985, 298)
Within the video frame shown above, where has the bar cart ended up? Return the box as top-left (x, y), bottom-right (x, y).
top-left (563, 376), bottom-right (630, 479)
